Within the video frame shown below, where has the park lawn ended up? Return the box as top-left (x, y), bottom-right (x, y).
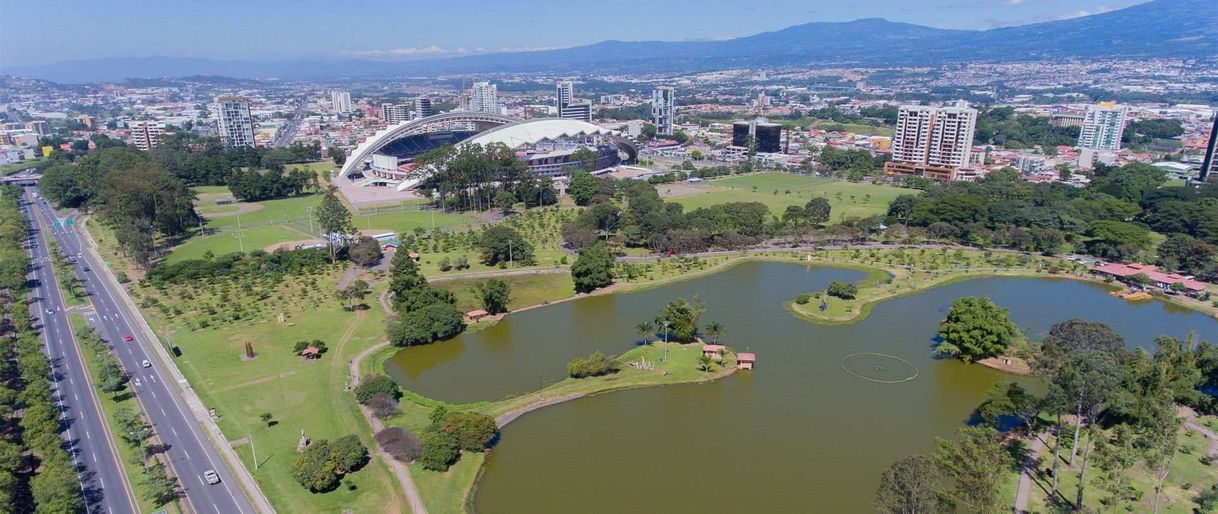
top-left (130, 269), bottom-right (407, 514)
top-left (1026, 422), bottom-right (1218, 513)
top-left (203, 194), bottom-right (323, 230)
top-left (353, 207), bottom-right (477, 236)
top-left (434, 273), bottom-right (575, 313)
top-left (808, 120), bottom-right (894, 137)
top-left (164, 225), bottom-right (315, 263)
top-left (67, 314), bottom-right (184, 514)
top-left (672, 172), bottom-right (918, 223)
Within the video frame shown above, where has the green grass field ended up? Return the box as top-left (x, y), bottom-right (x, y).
top-left (165, 225), bottom-right (315, 263)
top-left (434, 273), bottom-right (575, 313)
top-left (672, 172), bottom-right (918, 223)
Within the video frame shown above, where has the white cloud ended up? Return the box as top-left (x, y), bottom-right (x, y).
top-left (342, 46), bottom-right (447, 58)
top-left (1007, 0), bottom-right (1023, 5)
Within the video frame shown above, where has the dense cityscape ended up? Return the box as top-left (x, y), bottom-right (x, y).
top-left (1, 0), bottom-right (1218, 512)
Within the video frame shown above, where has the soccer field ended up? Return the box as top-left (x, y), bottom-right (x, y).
top-left (672, 172), bottom-right (918, 223)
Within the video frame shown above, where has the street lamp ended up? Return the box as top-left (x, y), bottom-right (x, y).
top-left (661, 320), bottom-right (670, 362)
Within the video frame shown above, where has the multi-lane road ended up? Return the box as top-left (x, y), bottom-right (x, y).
top-left (23, 187), bottom-right (260, 514)
top-left (21, 189), bottom-right (137, 514)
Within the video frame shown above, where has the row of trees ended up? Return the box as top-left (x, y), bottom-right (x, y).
top-left (887, 164), bottom-right (1218, 277)
top-left (39, 146), bottom-right (199, 266)
top-left (385, 249), bottom-right (464, 347)
top-left (226, 166), bottom-right (320, 202)
top-left (0, 186), bottom-right (86, 513)
top-left (414, 143), bottom-right (559, 212)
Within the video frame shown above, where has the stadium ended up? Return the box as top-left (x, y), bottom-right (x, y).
top-left (341, 113), bottom-right (638, 191)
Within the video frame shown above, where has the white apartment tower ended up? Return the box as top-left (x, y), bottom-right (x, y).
top-left (128, 120), bottom-right (165, 151)
top-left (651, 86), bottom-right (675, 136)
top-left (885, 101), bottom-right (977, 181)
top-left (556, 81), bottom-right (575, 113)
top-left (554, 81), bottom-right (592, 122)
top-left (468, 81), bottom-right (498, 114)
top-left (414, 97), bottom-right (434, 118)
top-left (331, 90), bottom-right (352, 114)
top-left (1078, 102), bottom-right (1128, 151)
top-left (215, 96), bottom-right (256, 148)
top-left (382, 103), bottom-right (411, 125)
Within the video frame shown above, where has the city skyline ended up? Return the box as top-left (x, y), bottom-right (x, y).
top-left (0, 0), bottom-right (1143, 67)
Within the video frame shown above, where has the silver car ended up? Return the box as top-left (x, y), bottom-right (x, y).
top-left (203, 470), bottom-right (220, 485)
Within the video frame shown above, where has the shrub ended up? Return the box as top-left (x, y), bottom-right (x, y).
top-left (290, 435), bottom-right (367, 492)
top-left (420, 430), bottom-right (460, 471)
top-left (375, 427), bottom-right (423, 463)
top-left (435, 411), bottom-right (499, 452)
top-left (354, 374), bottom-right (400, 404)
top-left (115, 271), bottom-right (130, 283)
top-left (794, 293), bottom-right (811, 305)
top-left (387, 303), bottom-right (464, 347)
top-left (826, 280), bottom-right (858, 300)
top-left (367, 392), bottom-right (400, 419)
top-left (567, 352), bottom-right (620, 378)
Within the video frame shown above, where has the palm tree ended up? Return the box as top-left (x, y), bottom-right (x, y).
top-left (697, 355), bottom-right (714, 373)
top-left (635, 321), bottom-right (654, 345)
top-left (704, 321), bottom-right (724, 344)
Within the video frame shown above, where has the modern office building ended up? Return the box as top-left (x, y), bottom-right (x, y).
top-left (128, 120), bottom-right (165, 150)
top-left (730, 120), bottom-right (783, 153)
top-left (414, 97), bottom-right (434, 118)
top-left (1078, 102), bottom-right (1128, 151)
top-left (1200, 114), bottom-right (1218, 183)
top-left (468, 81), bottom-right (498, 114)
top-left (382, 103), bottom-right (411, 125)
top-left (331, 90), bottom-right (352, 114)
top-left (1050, 110), bottom-right (1086, 128)
top-left (884, 102), bottom-right (978, 181)
top-left (555, 81), bottom-right (592, 122)
top-left (25, 120), bottom-right (49, 136)
top-left (651, 86), bottom-right (675, 136)
top-left (215, 96), bottom-right (256, 148)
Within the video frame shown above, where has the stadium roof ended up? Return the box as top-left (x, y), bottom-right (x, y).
top-left (464, 118), bottom-right (621, 149)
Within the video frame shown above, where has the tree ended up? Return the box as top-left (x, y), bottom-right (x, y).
top-left (1085, 220), bottom-right (1152, 261)
top-left (704, 321), bottom-right (724, 344)
top-left (568, 171), bottom-right (601, 206)
top-left (348, 236), bottom-right (384, 267)
top-left (97, 357), bottom-right (128, 399)
top-left (291, 440), bottom-right (341, 492)
top-left (259, 412), bottom-right (274, 427)
top-left (330, 146), bottom-right (346, 165)
top-left (340, 279), bottom-right (371, 311)
top-left (354, 374), bottom-right (400, 404)
top-left (315, 186), bottom-right (354, 263)
top-left (140, 463), bottom-right (180, 506)
top-left (875, 455), bottom-right (943, 514)
top-left (976, 382), bottom-right (1038, 433)
top-left (435, 412), bottom-right (499, 451)
top-left (933, 427), bottom-right (1008, 512)
top-left (376, 427), bottom-right (422, 463)
top-left (826, 280), bottom-right (858, 300)
top-left (1049, 350), bottom-right (1121, 502)
top-left (115, 408), bottom-right (152, 447)
top-left (479, 225), bottom-right (533, 266)
top-left (658, 296), bottom-right (705, 342)
top-left (420, 430), bottom-right (460, 471)
top-left (804, 197), bottom-right (831, 226)
top-left (1156, 233), bottom-right (1216, 276)
top-left (387, 303), bottom-right (465, 347)
top-left (568, 352), bottom-right (620, 378)
top-left (330, 434), bottom-right (368, 474)
top-left (571, 242), bottom-right (614, 293)
top-left (367, 392), bottom-right (400, 419)
top-left (635, 320), bottom-right (654, 344)
top-left (1094, 424), bottom-right (1139, 511)
top-left (493, 190), bottom-right (518, 214)
top-left (935, 297), bottom-right (1017, 363)
top-left (475, 279), bottom-right (512, 315)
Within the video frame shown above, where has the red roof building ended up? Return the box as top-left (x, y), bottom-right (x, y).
top-left (737, 352), bottom-right (756, 370)
top-left (1093, 262), bottom-right (1207, 294)
top-left (465, 309), bottom-right (489, 321)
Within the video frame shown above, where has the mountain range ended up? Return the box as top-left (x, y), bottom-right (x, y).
top-left (4, 0), bottom-right (1214, 83)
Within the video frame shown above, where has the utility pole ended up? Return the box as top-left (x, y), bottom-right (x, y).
top-left (662, 321), bottom-right (670, 362)
top-left (508, 238), bottom-right (513, 266)
top-left (250, 432), bottom-right (257, 469)
top-left (236, 212), bottom-right (244, 253)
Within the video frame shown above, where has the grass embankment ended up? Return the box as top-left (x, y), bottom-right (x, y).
top-left (434, 273), bottom-right (575, 313)
top-left (67, 314), bottom-right (183, 514)
top-left (672, 172), bottom-right (917, 222)
top-left (1024, 418), bottom-right (1218, 513)
top-left (786, 248), bottom-right (1084, 325)
top-left (375, 341), bottom-right (738, 513)
top-left (0, 157), bottom-right (51, 176)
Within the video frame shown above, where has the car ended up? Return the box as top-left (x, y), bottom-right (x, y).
top-left (82, 266), bottom-right (90, 272)
top-left (203, 470), bottom-right (220, 485)
top-left (76, 252), bottom-right (82, 258)
top-left (123, 335), bottom-right (134, 342)
top-left (132, 377), bottom-right (141, 388)
top-left (141, 360), bottom-right (151, 368)
top-left (45, 308), bottom-right (54, 315)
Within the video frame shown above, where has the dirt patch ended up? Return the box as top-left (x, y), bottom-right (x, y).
top-left (657, 182), bottom-right (712, 198)
top-left (202, 201), bottom-right (264, 219)
top-left (977, 355), bottom-right (1032, 375)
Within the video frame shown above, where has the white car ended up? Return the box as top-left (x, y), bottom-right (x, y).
top-left (141, 360), bottom-right (151, 368)
top-left (203, 470), bottom-right (220, 485)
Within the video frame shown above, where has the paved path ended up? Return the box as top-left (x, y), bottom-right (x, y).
top-left (349, 342), bottom-right (428, 514)
top-left (1013, 432), bottom-right (1048, 513)
top-left (494, 393), bottom-right (585, 428)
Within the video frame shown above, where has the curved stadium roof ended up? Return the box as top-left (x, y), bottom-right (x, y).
top-left (463, 118), bottom-right (622, 148)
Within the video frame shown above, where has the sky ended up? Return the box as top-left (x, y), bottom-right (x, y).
top-left (0, 0), bottom-right (1140, 67)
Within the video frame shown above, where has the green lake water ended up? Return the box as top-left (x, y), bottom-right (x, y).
top-left (384, 261), bottom-right (1218, 513)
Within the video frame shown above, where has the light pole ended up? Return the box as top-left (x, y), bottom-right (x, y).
top-left (661, 320), bottom-right (670, 362)
top-left (508, 238), bottom-right (513, 266)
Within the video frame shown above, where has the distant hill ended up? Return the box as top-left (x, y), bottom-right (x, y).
top-left (4, 0), bottom-right (1214, 83)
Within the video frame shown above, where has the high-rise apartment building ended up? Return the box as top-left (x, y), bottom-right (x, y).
top-left (25, 120), bottom-right (49, 136)
top-left (128, 120), bottom-right (165, 150)
top-left (1200, 114), bottom-right (1218, 183)
top-left (1078, 102), bottom-right (1128, 151)
top-left (382, 103), bottom-right (411, 125)
top-left (331, 90), bottom-right (352, 113)
top-left (651, 86), bottom-right (675, 136)
top-left (215, 96), bottom-right (256, 148)
top-left (555, 81), bottom-right (593, 122)
top-left (414, 97), bottom-right (434, 118)
top-left (884, 102), bottom-right (977, 181)
top-left (468, 82), bottom-right (498, 114)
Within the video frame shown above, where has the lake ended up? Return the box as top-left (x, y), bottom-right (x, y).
top-left (385, 261), bottom-right (1218, 512)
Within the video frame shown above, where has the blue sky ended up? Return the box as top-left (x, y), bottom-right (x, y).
top-left (0, 0), bottom-right (1139, 66)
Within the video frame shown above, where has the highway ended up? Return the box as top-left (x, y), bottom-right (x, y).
top-left (20, 188), bottom-right (137, 514)
top-left (271, 100), bottom-right (305, 148)
top-left (25, 188), bottom-right (259, 514)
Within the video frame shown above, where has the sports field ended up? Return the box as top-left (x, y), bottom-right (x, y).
top-left (672, 172), bottom-right (918, 223)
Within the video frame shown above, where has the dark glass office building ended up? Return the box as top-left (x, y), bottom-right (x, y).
top-left (755, 123), bottom-right (782, 153)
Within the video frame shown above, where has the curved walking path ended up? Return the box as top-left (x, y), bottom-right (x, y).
top-left (349, 342), bottom-right (429, 514)
top-left (494, 393), bottom-right (585, 428)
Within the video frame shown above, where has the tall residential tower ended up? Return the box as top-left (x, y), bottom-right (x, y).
top-left (884, 101), bottom-right (977, 181)
top-left (555, 81), bottom-right (592, 122)
top-left (1200, 114), bottom-right (1218, 183)
top-left (468, 81), bottom-right (498, 114)
top-left (330, 90), bottom-right (352, 114)
top-left (215, 96), bottom-right (256, 148)
top-left (651, 86), bottom-right (675, 136)
top-left (1078, 102), bottom-right (1128, 152)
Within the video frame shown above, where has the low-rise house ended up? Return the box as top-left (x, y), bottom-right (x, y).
top-left (1093, 262), bottom-right (1207, 296)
